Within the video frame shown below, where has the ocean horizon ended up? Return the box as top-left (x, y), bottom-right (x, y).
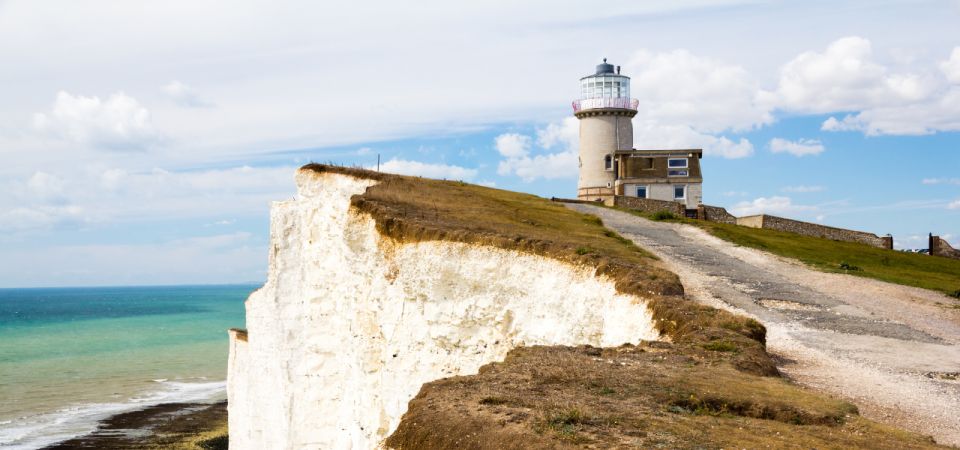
top-left (0, 284), bottom-right (254, 449)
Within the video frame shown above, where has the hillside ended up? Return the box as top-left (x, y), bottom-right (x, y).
top-left (619, 207), bottom-right (960, 297)
top-left (228, 165), bottom-right (948, 449)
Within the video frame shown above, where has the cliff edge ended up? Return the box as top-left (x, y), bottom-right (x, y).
top-left (228, 165), bottom-right (944, 449)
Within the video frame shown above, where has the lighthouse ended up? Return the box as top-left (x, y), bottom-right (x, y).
top-left (574, 59), bottom-right (703, 209)
top-left (573, 59), bottom-right (638, 201)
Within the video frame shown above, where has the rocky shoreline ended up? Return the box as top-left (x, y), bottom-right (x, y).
top-left (42, 401), bottom-right (226, 450)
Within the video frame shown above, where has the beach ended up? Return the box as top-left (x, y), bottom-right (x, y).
top-left (0, 285), bottom-right (250, 449)
top-left (41, 401), bottom-right (227, 450)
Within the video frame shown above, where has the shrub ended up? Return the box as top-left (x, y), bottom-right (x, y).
top-left (197, 434), bottom-right (229, 450)
top-left (652, 211), bottom-right (677, 221)
top-left (951, 289), bottom-right (960, 299)
top-left (838, 262), bottom-right (862, 271)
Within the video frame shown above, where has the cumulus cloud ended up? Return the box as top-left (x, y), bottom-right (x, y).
top-left (941, 47), bottom-right (960, 84)
top-left (634, 123), bottom-right (754, 159)
top-left (814, 42), bottom-right (960, 135)
top-left (32, 91), bottom-right (162, 151)
top-left (494, 133), bottom-right (532, 158)
top-left (769, 138), bottom-right (824, 156)
top-left (625, 49), bottom-right (773, 133)
top-left (162, 81), bottom-right (212, 108)
top-left (782, 185), bottom-right (825, 193)
top-left (776, 37), bottom-right (934, 113)
top-left (376, 158), bottom-right (477, 180)
top-left (730, 196), bottom-right (817, 217)
top-left (496, 119), bottom-right (580, 182)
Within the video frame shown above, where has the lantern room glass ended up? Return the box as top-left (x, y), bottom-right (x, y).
top-left (580, 75), bottom-right (630, 99)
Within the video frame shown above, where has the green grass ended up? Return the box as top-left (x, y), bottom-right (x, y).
top-left (695, 220), bottom-right (960, 296)
top-left (613, 206), bottom-right (960, 296)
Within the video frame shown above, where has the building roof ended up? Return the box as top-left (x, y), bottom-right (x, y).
top-left (615, 149), bottom-right (703, 158)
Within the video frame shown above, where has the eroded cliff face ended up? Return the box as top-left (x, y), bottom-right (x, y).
top-left (227, 169), bottom-right (660, 449)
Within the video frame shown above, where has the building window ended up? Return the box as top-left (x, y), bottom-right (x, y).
top-left (668, 169), bottom-right (688, 177)
top-left (674, 185), bottom-right (686, 200)
top-left (604, 155), bottom-right (613, 171)
top-left (636, 185), bottom-right (648, 198)
top-left (668, 158), bottom-right (688, 168)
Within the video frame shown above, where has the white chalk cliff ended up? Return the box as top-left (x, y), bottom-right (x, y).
top-left (227, 169), bottom-right (660, 449)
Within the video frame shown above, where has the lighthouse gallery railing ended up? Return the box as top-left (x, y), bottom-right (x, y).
top-left (572, 97), bottom-right (639, 113)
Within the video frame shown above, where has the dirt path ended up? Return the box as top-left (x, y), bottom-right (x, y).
top-left (567, 204), bottom-right (960, 447)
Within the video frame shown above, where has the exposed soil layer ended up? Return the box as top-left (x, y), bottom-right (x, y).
top-left (387, 345), bottom-right (943, 449)
top-left (42, 401), bottom-right (227, 450)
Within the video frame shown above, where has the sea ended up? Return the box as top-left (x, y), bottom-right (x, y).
top-left (0, 284), bottom-right (254, 449)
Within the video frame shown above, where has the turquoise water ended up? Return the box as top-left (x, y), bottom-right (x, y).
top-left (0, 285), bottom-right (253, 449)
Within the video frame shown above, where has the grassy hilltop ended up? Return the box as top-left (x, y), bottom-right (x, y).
top-left (306, 164), bottom-right (948, 449)
top-left (629, 209), bottom-right (960, 298)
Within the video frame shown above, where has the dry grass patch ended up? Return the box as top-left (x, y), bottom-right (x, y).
top-left (387, 345), bottom-right (944, 449)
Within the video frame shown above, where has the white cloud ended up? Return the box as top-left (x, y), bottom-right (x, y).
top-left (355, 147), bottom-right (373, 155)
top-left (634, 123), bottom-right (754, 159)
top-left (776, 36), bottom-right (935, 113)
top-left (0, 165), bottom-right (297, 233)
top-left (922, 177), bottom-right (960, 185)
top-left (26, 171), bottom-right (67, 201)
top-left (376, 158), bottom-right (477, 180)
top-left (477, 180), bottom-right (497, 188)
top-left (497, 150), bottom-right (578, 183)
top-left (32, 91), bottom-right (162, 151)
top-left (536, 118), bottom-right (579, 150)
top-left (494, 133), bottom-right (531, 158)
top-left (782, 185), bottom-right (825, 193)
top-left (0, 205), bottom-right (88, 232)
top-left (162, 81), bottom-right (212, 108)
top-left (769, 138), bottom-right (824, 156)
top-left (941, 47), bottom-right (960, 84)
top-left (625, 49), bottom-right (773, 133)
top-left (816, 42), bottom-right (960, 136)
top-left (496, 119), bottom-right (580, 182)
top-left (730, 196), bottom-right (817, 217)
top-left (949, 199), bottom-right (960, 210)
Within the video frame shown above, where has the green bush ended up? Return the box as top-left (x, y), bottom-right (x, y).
top-left (197, 434), bottom-right (229, 450)
top-left (838, 262), bottom-right (862, 271)
top-left (652, 211), bottom-right (677, 221)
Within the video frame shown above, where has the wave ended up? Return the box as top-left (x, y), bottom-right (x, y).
top-left (0, 379), bottom-right (225, 450)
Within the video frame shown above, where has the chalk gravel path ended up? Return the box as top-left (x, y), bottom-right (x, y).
top-left (567, 204), bottom-right (960, 446)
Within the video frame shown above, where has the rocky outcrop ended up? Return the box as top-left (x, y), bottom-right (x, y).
top-left (227, 169), bottom-right (660, 449)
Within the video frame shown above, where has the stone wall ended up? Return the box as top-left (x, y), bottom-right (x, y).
top-left (612, 196), bottom-right (685, 215)
top-left (930, 235), bottom-right (960, 260)
top-left (736, 215), bottom-right (764, 228)
top-left (738, 214), bottom-right (892, 249)
top-left (699, 205), bottom-right (737, 224)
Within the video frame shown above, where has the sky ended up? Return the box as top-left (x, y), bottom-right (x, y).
top-left (1, 0), bottom-right (959, 287)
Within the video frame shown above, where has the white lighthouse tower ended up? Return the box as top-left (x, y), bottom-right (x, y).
top-left (573, 59), bottom-right (638, 201)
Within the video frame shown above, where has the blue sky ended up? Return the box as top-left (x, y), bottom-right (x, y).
top-left (1, 0), bottom-right (959, 287)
